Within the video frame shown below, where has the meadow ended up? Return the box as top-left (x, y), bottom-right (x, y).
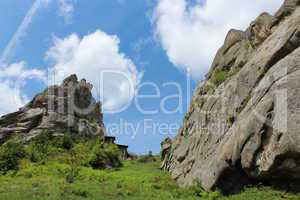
top-left (0, 160), bottom-right (299, 200)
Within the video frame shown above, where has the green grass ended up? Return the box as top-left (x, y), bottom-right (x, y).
top-left (221, 186), bottom-right (300, 200)
top-left (0, 160), bottom-right (299, 200)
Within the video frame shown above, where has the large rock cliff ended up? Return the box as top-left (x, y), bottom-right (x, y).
top-left (162, 0), bottom-right (300, 192)
top-left (0, 74), bottom-right (106, 143)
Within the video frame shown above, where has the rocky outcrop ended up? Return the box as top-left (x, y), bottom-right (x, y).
top-left (162, 0), bottom-right (300, 192)
top-left (160, 137), bottom-right (172, 169)
top-left (0, 74), bottom-right (106, 143)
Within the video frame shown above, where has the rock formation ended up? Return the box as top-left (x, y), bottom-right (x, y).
top-left (0, 74), bottom-right (105, 143)
top-left (162, 0), bottom-right (300, 192)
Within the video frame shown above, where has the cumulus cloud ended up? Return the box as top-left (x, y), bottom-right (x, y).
top-left (46, 30), bottom-right (141, 113)
top-left (0, 81), bottom-right (24, 116)
top-left (0, 61), bottom-right (45, 80)
top-left (0, 62), bottom-right (46, 116)
top-left (153, 0), bottom-right (284, 79)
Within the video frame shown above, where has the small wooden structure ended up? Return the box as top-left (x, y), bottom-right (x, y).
top-left (104, 136), bottom-right (116, 144)
top-left (104, 136), bottom-right (129, 160)
top-left (117, 144), bottom-right (129, 160)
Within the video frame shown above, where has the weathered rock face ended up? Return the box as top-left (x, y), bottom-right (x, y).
top-left (0, 74), bottom-right (105, 143)
top-left (162, 0), bottom-right (300, 192)
top-left (160, 137), bottom-right (172, 169)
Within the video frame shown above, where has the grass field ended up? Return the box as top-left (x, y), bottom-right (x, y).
top-left (0, 160), bottom-right (299, 200)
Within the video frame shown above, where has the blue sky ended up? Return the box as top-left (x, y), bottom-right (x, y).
top-left (0, 0), bottom-right (283, 154)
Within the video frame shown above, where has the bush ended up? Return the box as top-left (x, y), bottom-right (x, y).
top-left (0, 140), bottom-right (25, 174)
top-left (191, 180), bottom-right (221, 200)
top-left (71, 188), bottom-right (88, 198)
top-left (89, 143), bottom-right (122, 169)
top-left (137, 155), bottom-right (157, 163)
top-left (71, 143), bottom-right (90, 166)
top-left (65, 150), bottom-right (80, 183)
top-left (137, 152), bottom-right (157, 163)
top-left (211, 68), bottom-right (229, 86)
top-left (27, 132), bottom-right (50, 162)
top-left (62, 133), bottom-right (74, 150)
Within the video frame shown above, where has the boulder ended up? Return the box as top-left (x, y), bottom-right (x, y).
top-left (246, 13), bottom-right (274, 47)
top-left (273, 0), bottom-right (300, 25)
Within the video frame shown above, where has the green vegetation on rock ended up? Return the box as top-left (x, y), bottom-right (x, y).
top-left (211, 68), bottom-right (230, 86)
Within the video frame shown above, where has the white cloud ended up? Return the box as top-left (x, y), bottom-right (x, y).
top-left (58, 0), bottom-right (75, 24)
top-left (46, 30), bottom-right (141, 113)
top-left (0, 80), bottom-right (25, 116)
top-left (153, 0), bottom-right (284, 79)
top-left (0, 62), bottom-right (46, 116)
top-left (0, 61), bottom-right (45, 80)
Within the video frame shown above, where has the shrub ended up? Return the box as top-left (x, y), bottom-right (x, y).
top-left (72, 143), bottom-right (90, 166)
top-left (71, 188), bottom-right (88, 198)
top-left (62, 133), bottom-right (74, 150)
top-left (27, 132), bottom-right (50, 162)
top-left (191, 180), bottom-right (221, 200)
top-left (0, 140), bottom-right (25, 174)
top-left (104, 144), bottom-right (122, 167)
top-left (200, 190), bottom-right (222, 200)
top-left (65, 149), bottom-right (80, 183)
top-left (89, 143), bottom-right (122, 169)
top-left (211, 68), bottom-right (230, 86)
top-left (137, 151), bottom-right (157, 163)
